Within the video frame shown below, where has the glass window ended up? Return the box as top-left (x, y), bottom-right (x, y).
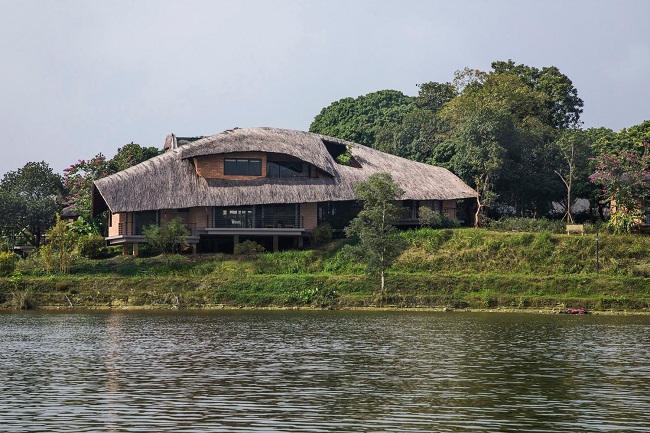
top-left (214, 206), bottom-right (254, 228)
top-left (261, 204), bottom-right (299, 227)
top-left (133, 210), bottom-right (158, 235)
top-left (224, 158), bottom-right (262, 176)
top-left (267, 161), bottom-right (308, 177)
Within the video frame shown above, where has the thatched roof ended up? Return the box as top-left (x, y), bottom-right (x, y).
top-left (93, 127), bottom-right (475, 214)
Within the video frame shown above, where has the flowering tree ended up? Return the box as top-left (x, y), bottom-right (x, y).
top-left (63, 154), bottom-right (111, 218)
top-left (63, 143), bottom-right (160, 220)
top-left (589, 142), bottom-right (650, 233)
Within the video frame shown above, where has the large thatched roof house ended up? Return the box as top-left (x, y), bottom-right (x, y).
top-left (92, 127), bottom-right (475, 254)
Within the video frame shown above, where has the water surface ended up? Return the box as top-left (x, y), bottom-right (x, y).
top-left (1, 310), bottom-right (649, 432)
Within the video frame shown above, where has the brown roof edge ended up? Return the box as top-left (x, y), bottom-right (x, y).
top-left (91, 183), bottom-right (109, 217)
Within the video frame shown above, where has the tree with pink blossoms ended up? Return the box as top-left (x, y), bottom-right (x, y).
top-left (63, 143), bottom-right (160, 222)
top-left (589, 142), bottom-right (650, 233)
top-left (63, 154), bottom-right (111, 219)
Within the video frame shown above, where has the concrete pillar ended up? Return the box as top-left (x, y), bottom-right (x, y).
top-left (233, 234), bottom-right (239, 254)
top-left (192, 244), bottom-right (197, 254)
top-left (273, 235), bottom-right (279, 252)
top-left (298, 236), bottom-right (304, 248)
top-left (132, 242), bottom-right (139, 257)
top-left (122, 244), bottom-right (128, 256)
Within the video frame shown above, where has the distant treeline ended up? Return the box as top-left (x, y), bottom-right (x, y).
top-left (310, 59), bottom-right (650, 228)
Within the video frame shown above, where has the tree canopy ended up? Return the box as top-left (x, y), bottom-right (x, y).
top-left (0, 162), bottom-right (64, 247)
top-left (309, 90), bottom-right (415, 146)
top-left (490, 60), bottom-right (584, 129)
top-left (311, 60), bottom-right (609, 224)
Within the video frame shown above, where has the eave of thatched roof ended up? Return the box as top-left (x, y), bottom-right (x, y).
top-left (93, 127), bottom-right (475, 215)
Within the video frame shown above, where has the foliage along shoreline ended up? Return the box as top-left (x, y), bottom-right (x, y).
top-left (2, 228), bottom-right (649, 313)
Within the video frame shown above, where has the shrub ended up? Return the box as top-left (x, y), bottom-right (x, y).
top-left (143, 217), bottom-right (190, 255)
top-left (0, 238), bottom-right (11, 252)
top-left (40, 243), bottom-right (54, 273)
top-left (418, 206), bottom-right (442, 228)
top-left (441, 215), bottom-right (461, 228)
top-left (0, 251), bottom-right (16, 276)
top-left (77, 234), bottom-right (106, 259)
top-left (313, 223), bottom-right (333, 247)
top-left (234, 240), bottom-right (265, 258)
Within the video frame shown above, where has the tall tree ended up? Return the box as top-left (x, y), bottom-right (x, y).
top-left (309, 90), bottom-right (415, 146)
top-left (491, 60), bottom-right (584, 129)
top-left (109, 142), bottom-right (161, 173)
top-left (374, 82), bottom-right (454, 162)
top-left (552, 129), bottom-right (598, 222)
top-left (343, 173), bottom-right (406, 298)
top-left (374, 108), bottom-right (447, 162)
top-left (447, 108), bottom-right (510, 227)
top-left (0, 162), bottom-right (64, 247)
top-left (441, 71), bottom-right (559, 218)
top-left (415, 81), bottom-right (457, 111)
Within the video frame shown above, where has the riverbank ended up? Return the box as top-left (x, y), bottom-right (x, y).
top-left (2, 271), bottom-right (650, 313)
top-left (2, 228), bottom-right (650, 312)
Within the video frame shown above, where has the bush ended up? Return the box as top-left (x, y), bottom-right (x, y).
top-left (77, 234), bottom-right (106, 259)
top-left (0, 238), bottom-right (11, 253)
top-left (313, 223), bottom-right (333, 247)
top-left (143, 217), bottom-right (190, 255)
top-left (234, 240), bottom-right (265, 258)
top-left (0, 251), bottom-right (16, 276)
top-left (418, 207), bottom-right (442, 228)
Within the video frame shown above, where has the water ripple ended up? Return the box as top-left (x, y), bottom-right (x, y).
top-left (1, 310), bottom-right (649, 432)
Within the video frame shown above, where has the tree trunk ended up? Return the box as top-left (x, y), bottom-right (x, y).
top-left (474, 189), bottom-right (482, 229)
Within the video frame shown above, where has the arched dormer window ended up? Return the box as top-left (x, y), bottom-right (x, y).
top-left (267, 161), bottom-right (309, 178)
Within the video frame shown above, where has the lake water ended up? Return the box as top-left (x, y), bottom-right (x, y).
top-left (1, 310), bottom-right (649, 432)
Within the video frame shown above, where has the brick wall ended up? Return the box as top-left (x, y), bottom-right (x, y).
top-left (108, 212), bottom-right (126, 237)
top-left (189, 207), bottom-right (212, 229)
top-left (301, 202), bottom-right (318, 229)
top-left (160, 207), bottom-right (212, 231)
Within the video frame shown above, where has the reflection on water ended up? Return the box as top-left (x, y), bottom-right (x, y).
top-left (1, 310), bottom-right (649, 432)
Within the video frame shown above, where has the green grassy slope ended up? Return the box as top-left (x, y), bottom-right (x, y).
top-left (1, 229), bottom-right (649, 311)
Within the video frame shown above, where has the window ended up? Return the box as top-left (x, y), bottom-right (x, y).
top-left (261, 204), bottom-right (299, 227)
top-left (267, 161), bottom-right (309, 178)
top-left (133, 210), bottom-right (159, 235)
top-left (224, 158), bottom-right (262, 176)
top-left (214, 206), bottom-right (254, 228)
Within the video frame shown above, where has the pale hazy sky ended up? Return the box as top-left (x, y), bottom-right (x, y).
top-left (1, 0), bottom-right (648, 177)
